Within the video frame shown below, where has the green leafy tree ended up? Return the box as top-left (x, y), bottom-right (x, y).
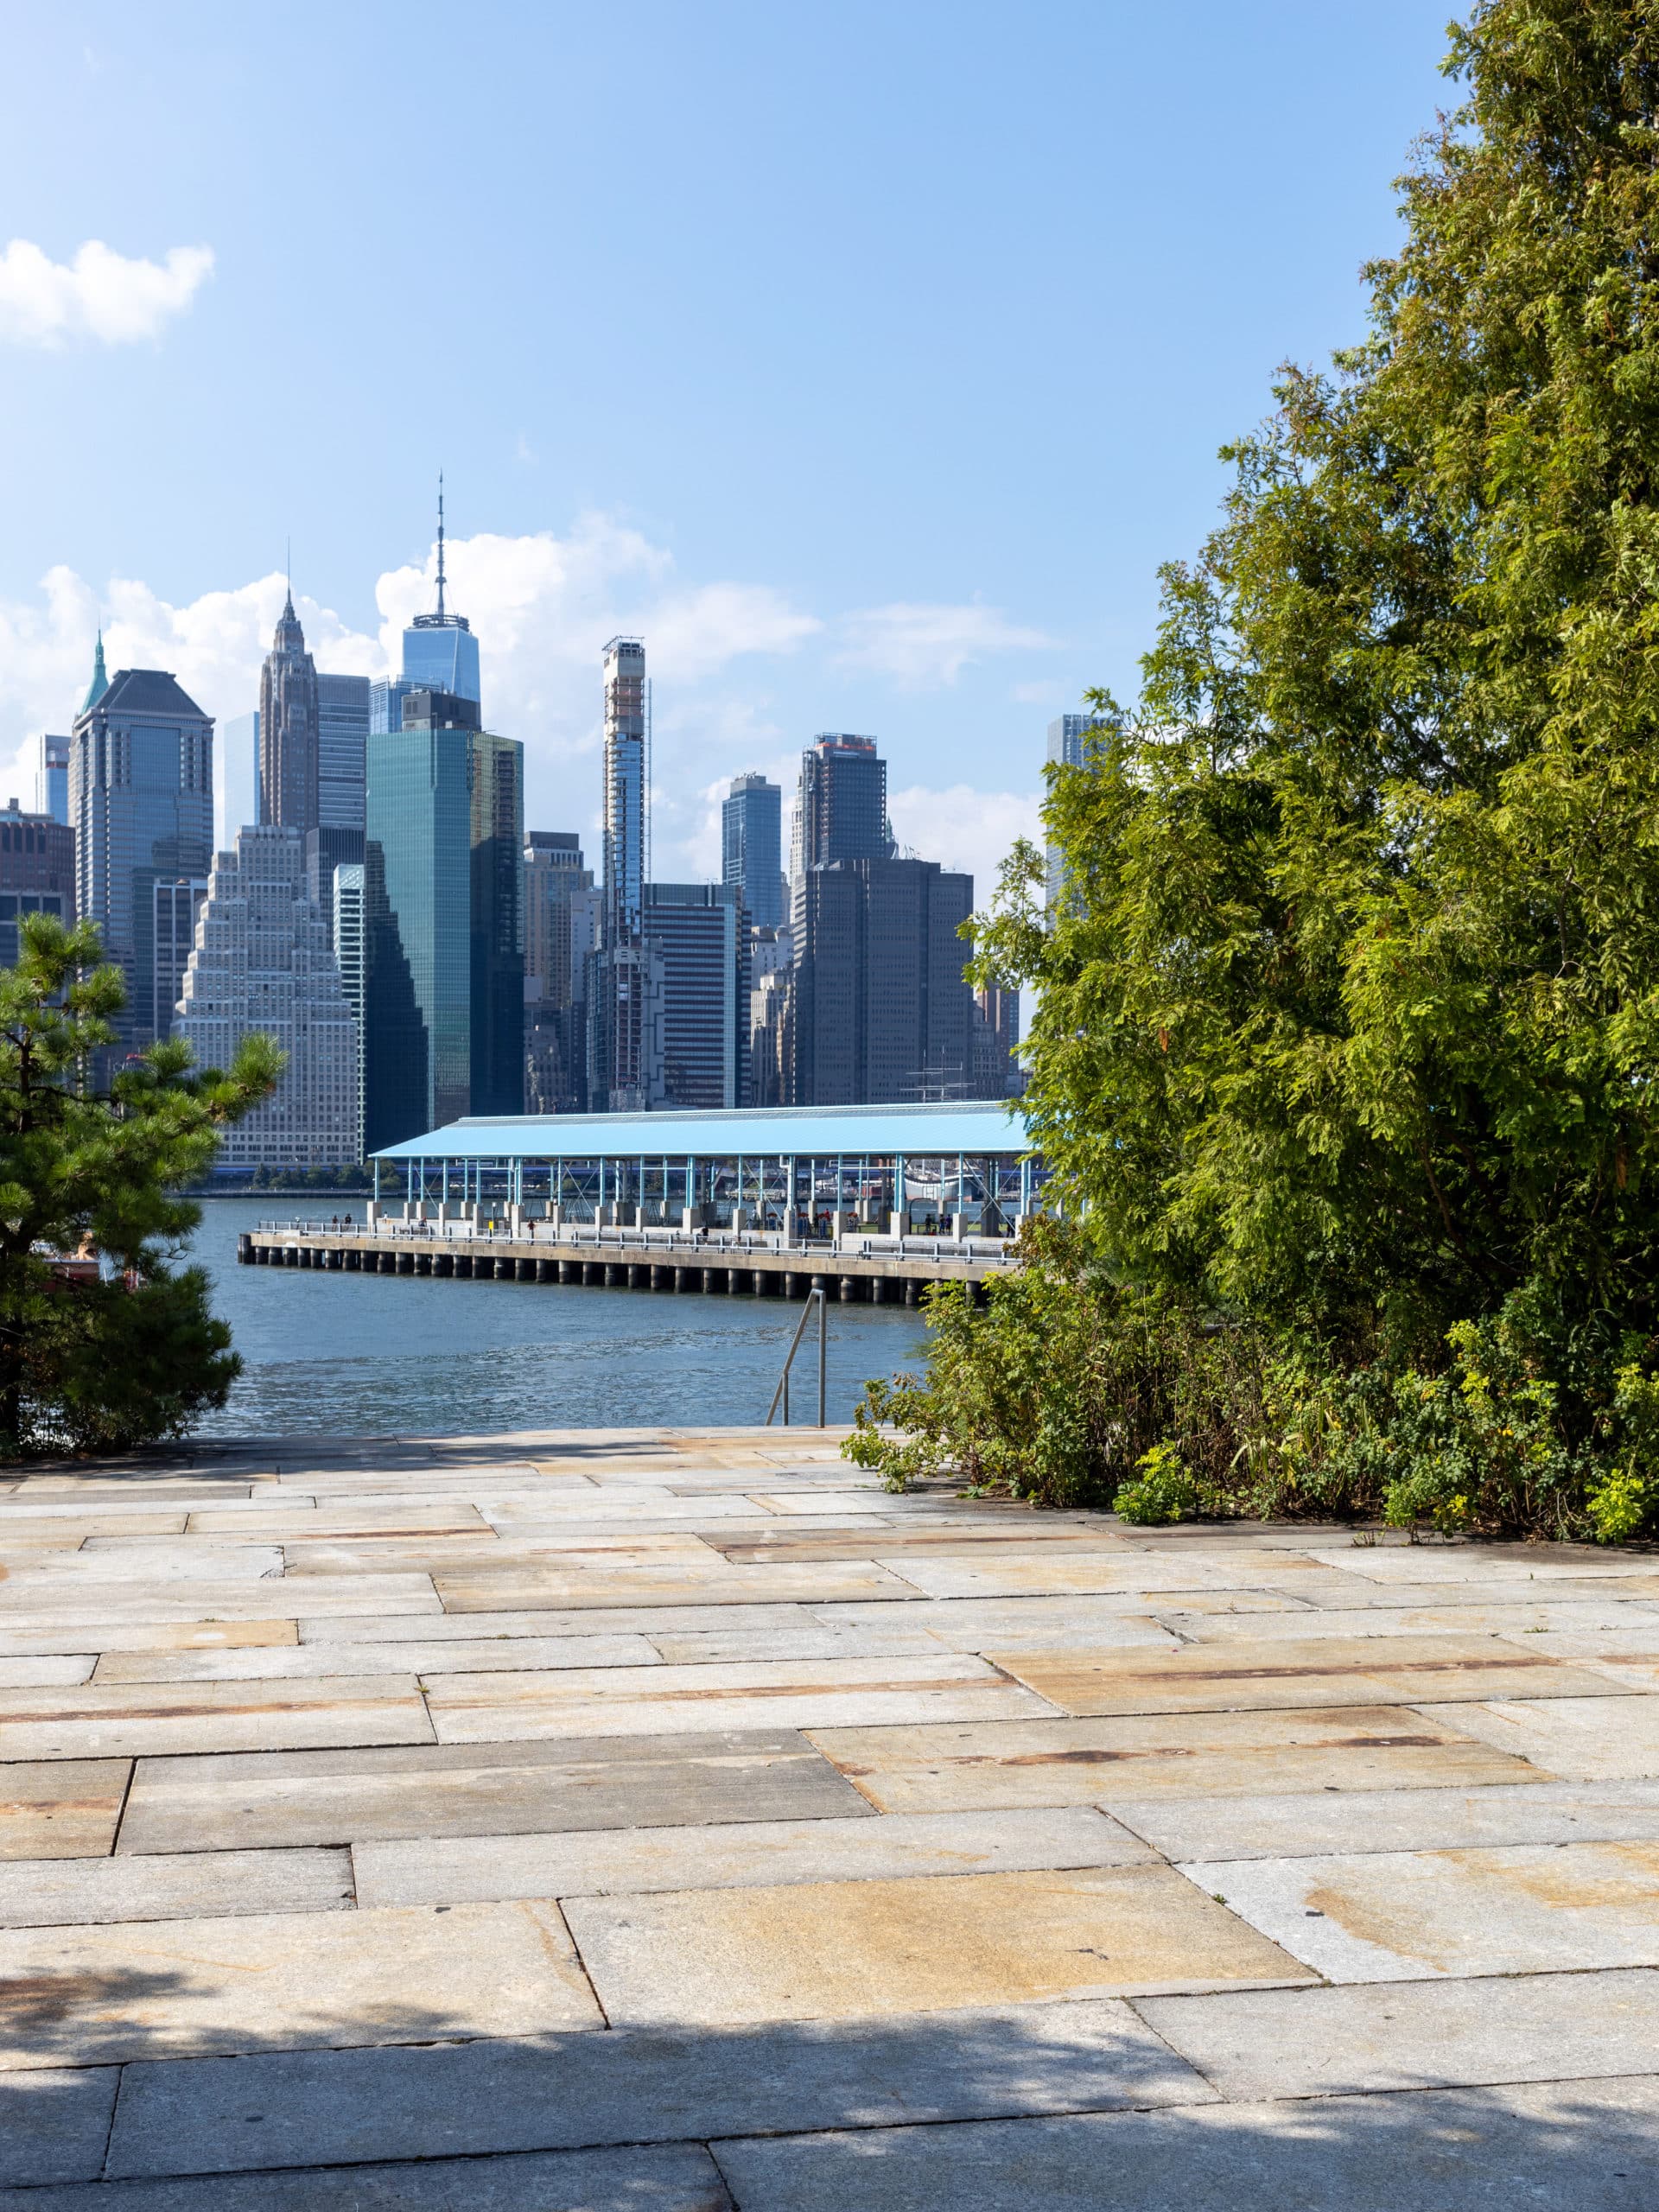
top-left (859, 1), bottom-right (1659, 1536)
top-left (0, 913), bottom-right (281, 1458)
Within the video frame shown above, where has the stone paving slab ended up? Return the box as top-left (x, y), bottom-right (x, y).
top-left (808, 1706), bottom-right (1545, 1813)
top-left (1192, 1840), bottom-right (1659, 1980)
top-left (116, 1727), bottom-right (870, 1853)
top-left (817, 1589), bottom-right (1311, 1637)
top-left (434, 1563), bottom-right (927, 1610)
top-left (1416, 1693), bottom-right (1659, 1778)
top-left (1160, 1598), bottom-right (1659, 1639)
top-left (0, 2143), bottom-right (735, 2210)
top-left (0, 1622), bottom-right (296, 1660)
top-left (0, 1898), bottom-right (601, 2069)
top-left (423, 1652), bottom-right (1052, 1742)
top-left (0, 2068), bottom-right (118, 2189)
top-left (563, 1865), bottom-right (1313, 2025)
top-left (0, 1674), bottom-right (433, 1760)
top-left (988, 1635), bottom-right (1619, 1713)
top-left (1114, 1777), bottom-right (1659, 1859)
top-left (1137, 1964), bottom-right (1659, 2096)
top-left (864, 1553), bottom-right (1346, 1599)
top-left (643, 1620), bottom-right (957, 1663)
top-left (709, 2077), bottom-right (1659, 2211)
top-left (7, 1546), bottom-right (286, 1582)
top-left (0, 1847), bottom-right (353, 1929)
top-left (92, 1631), bottom-right (662, 1681)
top-left (0, 2143), bottom-right (736, 2210)
top-left (100, 1999), bottom-right (1217, 2177)
top-left (0, 1657), bottom-right (95, 1688)
top-left (353, 1805), bottom-right (1154, 1908)
top-left (0, 1575), bottom-right (440, 1625)
top-left (296, 1600), bottom-right (823, 1642)
top-left (0, 1760), bottom-right (130, 1859)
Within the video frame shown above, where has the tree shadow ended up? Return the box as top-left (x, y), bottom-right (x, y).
top-left (0, 1960), bottom-right (1655, 2205)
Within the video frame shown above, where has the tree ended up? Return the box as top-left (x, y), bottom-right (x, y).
top-left (0, 913), bottom-right (281, 1458)
top-left (902, 0), bottom-right (1659, 1535)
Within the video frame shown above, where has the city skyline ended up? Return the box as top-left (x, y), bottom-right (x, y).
top-left (0, 4), bottom-right (1457, 907)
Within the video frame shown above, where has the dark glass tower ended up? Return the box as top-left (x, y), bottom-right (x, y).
top-left (721, 772), bottom-right (783, 928)
top-left (70, 659), bottom-right (213, 1058)
top-left (794, 734), bottom-right (893, 872)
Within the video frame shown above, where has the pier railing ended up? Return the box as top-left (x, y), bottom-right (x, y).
top-left (253, 1217), bottom-right (1016, 1266)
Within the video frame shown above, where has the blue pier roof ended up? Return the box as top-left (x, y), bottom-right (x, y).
top-left (374, 1101), bottom-right (1034, 1162)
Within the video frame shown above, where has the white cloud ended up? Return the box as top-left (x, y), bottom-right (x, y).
top-left (838, 601), bottom-right (1055, 689)
top-left (0, 239), bottom-right (213, 346)
top-left (887, 782), bottom-right (1042, 902)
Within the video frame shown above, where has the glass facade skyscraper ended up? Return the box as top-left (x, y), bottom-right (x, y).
top-left (1045, 712), bottom-right (1106, 908)
top-left (34, 735), bottom-right (69, 826)
top-left (793, 734), bottom-right (893, 875)
top-left (71, 663), bottom-right (213, 1057)
top-left (721, 772), bottom-right (784, 929)
top-left (362, 703), bottom-right (524, 1150)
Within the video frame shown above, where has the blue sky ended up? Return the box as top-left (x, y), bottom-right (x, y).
top-left (0, 0), bottom-right (1456, 889)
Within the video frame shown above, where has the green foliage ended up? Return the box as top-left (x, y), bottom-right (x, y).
top-left (849, 3), bottom-right (1659, 1541)
top-left (1112, 1443), bottom-right (1213, 1526)
top-left (0, 913), bottom-right (280, 1458)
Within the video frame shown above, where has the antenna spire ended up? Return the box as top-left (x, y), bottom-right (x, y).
top-left (435, 473), bottom-right (446, 621)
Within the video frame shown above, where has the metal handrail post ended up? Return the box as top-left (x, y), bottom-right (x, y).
top-left (765, 1287), bottom-right (821, 1426)
top-left (817, 1282), bottom-right (826, 1427)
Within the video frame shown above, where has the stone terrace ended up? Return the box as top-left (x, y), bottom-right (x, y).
top-left (1, 1427), bottom-right (1657, 2207)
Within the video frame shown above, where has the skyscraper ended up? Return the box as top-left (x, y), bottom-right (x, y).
top-left (788, 856), bottom-right (976, 1105)
top-left (722, 772), bottom-right (784, 928)
top-left (0, 798), bottom-right (75, 967)
top-left (71, 658), bottom-right (213, 1056)
top-left (591, 635), bottom-right (652, 1110)
top-left (257, 594), bottom-right (321, 833)
top-left (404, 480), bottom-right (480, 708)
top-left (34, 735), bottom-right (69, 825)
top-left (468, 728), bottom-right (525, 1118)
top-left (216, 711), bottom-right (258, 858)
top-left (361, 694), bottom-right (524, 1149)
top-left (152, 876), bottom-right (209, 1039)
top-left (644, 881), bottom-right (747, 1109)
top-left (175, 826), bottom-right (359, 1170)
top-left (794, 734), bottom-right (893, 877)
top-left (309, 671), bottom-right (371, 931)
top-left (1046, 711), bottom-right (1106, 908)
top-left (524, 832), bottom-right (599, 1116)
top-left (333, 860), bottom-right (366, 1157)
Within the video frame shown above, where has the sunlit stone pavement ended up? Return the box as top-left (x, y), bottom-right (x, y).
top-left (1, 1427), bottom-right (1656, 2206)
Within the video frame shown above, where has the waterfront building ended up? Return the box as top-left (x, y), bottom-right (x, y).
top-left (645, 880), bottom-right (747, 1110)
top-left (152, 876), bottom-right (209, 1039)
top-left (722, 772), bottom-right (784, 929)
top-left (0, 798), bottom-right (75, 966)
top-left (175, 824), bottom-right (359, 1170)
top-left (34, 734), bottom-right (69, 825)
top-left (70, 659), bottom-right (213, 1055)
top-left (258, 593), bottom-right (321, 833)
top-left (371, 1099), bottom-right (1042, 1236)
top-left (361, 690), bottom-right (524, 1152)
top-left (1046, 711), bottom-right (1106, 909)
top-left (789, 855), bottom-right (975, 1105)
top-left (524, 831), bottom-right (600, 1116)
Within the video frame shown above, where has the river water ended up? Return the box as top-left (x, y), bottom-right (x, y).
top-left (183, 1199), bottom-right (929, 1439)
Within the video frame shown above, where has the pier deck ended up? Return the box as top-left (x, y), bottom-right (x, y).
top-left (2, 1425), bottom-right (1656, 2204)
top-left (238, 1221), bottom-right (1015, 1301)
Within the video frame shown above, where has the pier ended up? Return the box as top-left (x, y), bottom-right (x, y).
top-left (237, 1217), bottom-right (1015, 1301)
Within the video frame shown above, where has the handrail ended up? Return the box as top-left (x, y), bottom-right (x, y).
top-left (765, 1286), bottom-right (826, 1428)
